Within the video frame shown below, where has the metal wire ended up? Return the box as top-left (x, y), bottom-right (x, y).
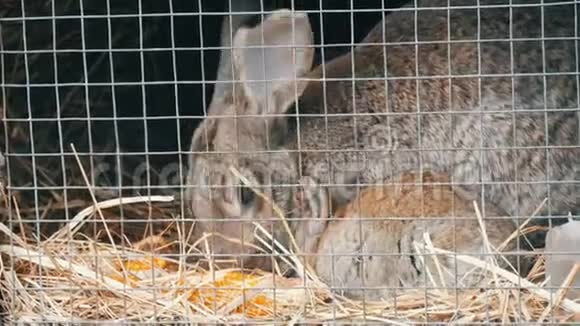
top-left (0, 0), bottom-right (579, 324)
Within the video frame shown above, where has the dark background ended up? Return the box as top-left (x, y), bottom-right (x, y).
top-left (0, 0), bottom-right (409, 201)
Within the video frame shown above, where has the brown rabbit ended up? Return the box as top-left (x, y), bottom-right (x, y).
top-left (187, 3), bottom-right (579, 267)
top-left (294, 171), bottom-right (520, 300)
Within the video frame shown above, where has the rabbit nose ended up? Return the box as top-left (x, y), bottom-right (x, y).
top-left (223, 182), bottom-right (237, 205)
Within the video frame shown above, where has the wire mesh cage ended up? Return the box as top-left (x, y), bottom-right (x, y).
top-left (0, 0), bottom-right (579, 324)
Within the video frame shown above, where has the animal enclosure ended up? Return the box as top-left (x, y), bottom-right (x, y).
top-left (0, 0), bottom-right (579, 324)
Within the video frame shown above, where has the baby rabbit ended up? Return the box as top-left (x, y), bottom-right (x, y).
top-left (295, 171), bottom-right (520, 300)
top-left (187, 3), bottom-right (579, 265)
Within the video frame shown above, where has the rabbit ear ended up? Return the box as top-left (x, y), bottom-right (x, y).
top-left (213, 0), bottom-right (274, 99)
top-left (232, 9), bottom-right (314, 116)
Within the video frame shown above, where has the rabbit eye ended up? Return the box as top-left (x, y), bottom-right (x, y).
top-left (240, 186), bottom-right (256, 206)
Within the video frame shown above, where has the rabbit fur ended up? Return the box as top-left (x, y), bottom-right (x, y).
top-left (294, 171), bottom-right (521, 300)
top-left (213, 0), bottom-right (278, 100)
top-left (186, 3), bottom-right (579, 266)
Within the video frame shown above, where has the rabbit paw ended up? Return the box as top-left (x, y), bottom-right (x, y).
top-left (294, 176), bottom-right (329, 220)
top-left (293, 176), bottom-right (330, 255)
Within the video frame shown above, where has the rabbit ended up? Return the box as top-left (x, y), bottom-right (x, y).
top-left (186, 3), bottom-right (579, 268)
top-left (293, 171), bottom-right (521, 300)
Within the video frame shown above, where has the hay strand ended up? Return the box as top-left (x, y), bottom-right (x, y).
top-left (1, 192), bottom-right (579, 323)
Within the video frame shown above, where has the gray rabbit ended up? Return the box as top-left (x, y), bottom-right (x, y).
top-left (186, 3), bottom-right (579, 267)
top-left (293, 171), bottom-right (520, 300)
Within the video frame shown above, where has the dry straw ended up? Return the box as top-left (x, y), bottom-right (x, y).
top-left (1, 198), bottom-right (579, 323)
top-left (1, 198), bottom-right (580, 323)
top-left (0, 150), bottom-right (579, 323)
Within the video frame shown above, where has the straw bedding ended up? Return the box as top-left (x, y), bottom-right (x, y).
top-left (1, 193), bottom-right (579, 324)
top-left (2, 1), bottom-right (578, 324)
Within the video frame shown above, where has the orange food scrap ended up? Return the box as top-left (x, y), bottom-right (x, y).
top-left (233, 294), bottom-right (271, 317)
top-left (188, 271), bottom-right (275, 318)
top-left (108, 272), bottom-right (141, 287)
top-left (116, 256), bottom-right (169, 272)
top-left (109, 256), bottom-right (175, 286)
